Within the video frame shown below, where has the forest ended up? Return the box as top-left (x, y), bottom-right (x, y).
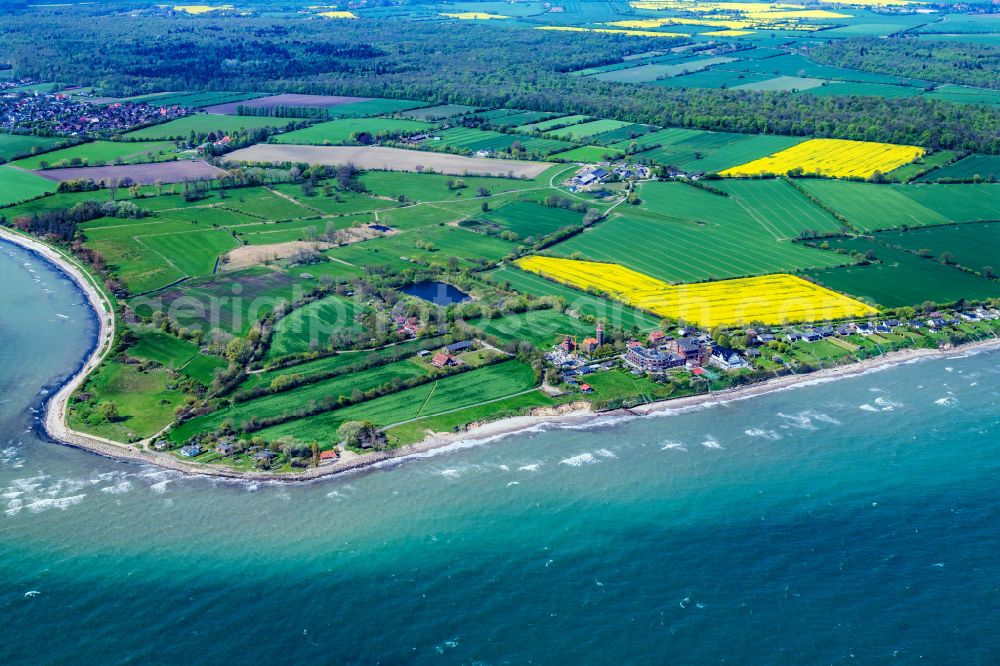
top-left (3, 10), bottom-right (1000, 153)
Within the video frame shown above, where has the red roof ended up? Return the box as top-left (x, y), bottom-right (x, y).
top-left (580, 384), bottom-right (593, 392)
top-left (320, 450), bottom-right (339, 459)
top-left (648, 330), bottom-right (666, 341)
top-left (431, 352), bottom-right (453, 367)
top-left (691, 367), bottom-right (706, 375)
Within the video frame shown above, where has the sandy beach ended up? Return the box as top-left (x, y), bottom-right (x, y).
top-left (4, 226), bottom-right (1000, 483)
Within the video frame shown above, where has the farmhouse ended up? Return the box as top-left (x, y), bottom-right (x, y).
top-left (179, 444), bottom-right (201, 457)
top-left (432, 352), bottom-right (458, 368)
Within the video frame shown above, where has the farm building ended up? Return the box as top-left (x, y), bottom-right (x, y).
top-left (432, 352), bottom-right (458, 368)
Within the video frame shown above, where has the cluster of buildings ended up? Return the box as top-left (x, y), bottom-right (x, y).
top-left (393, 314), bottom-right (420, 338)
top-left (622, 331), bottom-right (744, 374)
top-left (0, 91), bottom-right (187, 137)
top-left (0, 77), bottom-right (39, 92)
top-left (420, 340), bottom-right (475, 369)
top-left (568, 162), bottom-right (652, 190)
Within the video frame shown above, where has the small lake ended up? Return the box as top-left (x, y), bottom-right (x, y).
top-left (401, 281), bottom-right (471, 306)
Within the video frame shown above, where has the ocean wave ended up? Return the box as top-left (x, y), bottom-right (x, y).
top-left (560, 453), bottom-right (598, 467)
top-left (660, 440), bottom-right (688, 452)
top-left (8, 493), bottom-right (86, 516)
top-left (518, 463), bottom-right (541, 472)
top-left (935, 396), bottom-right (958, 407)
top-left (744, 428), bottom-right (781, 441)
top-left (701, 439), bottom-right (723, 449)
top-left (100, 481), bottom-right (133, 495)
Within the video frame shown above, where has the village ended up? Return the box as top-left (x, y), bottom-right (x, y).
top-left (544, 305), bottom-right (1000, 400)
top-left (0, 89), bottom-right (187, 137)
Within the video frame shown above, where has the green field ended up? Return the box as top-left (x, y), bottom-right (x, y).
top-left (128, 329), bottom-right (227, 383)
top-left (359, 170), bottom-right (533, 201)
top-left (921, 84), bottom-right (1000, 106)
top-left (475, 110), bottom-right (557, 128)
top-left (399, 104), bottom-right (477, 120)
top-left (875, 222), bottom-right (1000, 277)
top-left (10, 140), bottom-right (178, 170)
top-left (67, 360), bottom-right (186, 441)
top-left (550, 145), bottom-right (625, 162)
top-left (252, 336), bottom-right (452, 386)
top-left (919, 154), bottom-right (1000, 182)
top-left (138, 91), bottom-right (265, 108)
top-left (425, 127), bottom-right (573, 156)
top-left (324, 98), bottom-right (429, 118)
top-left (714, 179), bottom-right (844, 238)
top-left (125, 114), bottom-right (292, 140)
top-left (271, 118), bottom-right (432, 145)
top-left (586, 124), bottom-right (653, 146)
top-left (548, 181), bottom-right (844, 282)
top-left (470, 309), bottom-right (596, 347)
top-left (733, 76), bottom-right (826, 92)
top-left (606, 128), bottom-right (803, 173)
top-left (250, 360), bottom-right (538, 444)
top-left (797, 181), bottom-right (1000, 231)
top-left (548, 119), bottom-right (633, 141)
top-left (794, 180), bottom-right (950, 231)
top-left (488, 266), bottom-right (661, 331)
top-left (652, 69), bottom-right (777, 90)
top-left (384, 389), bottom-right (554, 447)
top-left (173, 356), bottom-right (433, 440)
top-left (0, 166), bottom-right (55, 206)
top-left (597, 57), bottom-right (735, 84)
top-left (477, 201), bottom-right (583, 239)
top-left (801, 82), bottom-right (921, 99)
top-left (805, 238), bottom-right (1000, 307)
top-left (0, 134), bottom-right (66, 162)
top-left (139, 228), bottom-right (239, 277)
top-left (516, 114), bottom-right (592, 134)
top-left (130, 267), bottom-right (308, 335)
top-left (268, 294), bottom-right (367, 358)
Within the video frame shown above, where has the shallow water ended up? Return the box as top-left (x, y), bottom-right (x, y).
top-left (3, 238), bottom-right (1000, 664)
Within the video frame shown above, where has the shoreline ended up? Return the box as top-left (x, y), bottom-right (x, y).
top-left (4, 229), bottom-right (1000, 482)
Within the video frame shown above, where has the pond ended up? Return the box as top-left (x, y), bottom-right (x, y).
top-left (401, 281), bottom-right (472, 306)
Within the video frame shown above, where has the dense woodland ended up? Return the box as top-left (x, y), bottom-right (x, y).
top-left (808, 38), bottom-right (1000, 91)
top-left (3, 10), bottom-right (1000, 152)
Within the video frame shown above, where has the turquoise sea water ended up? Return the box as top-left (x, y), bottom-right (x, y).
top-left (3, 237), bottom-right (1000, 664)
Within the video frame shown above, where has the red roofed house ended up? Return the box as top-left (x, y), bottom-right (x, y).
top-left (431, 352), bottom-right (457, 368)
top-left (320, 450), bottom-right (339, 461)
top-left (579, 384), bottom-right (593, 393)
top-left (648, 330), bottom-right (666, 345)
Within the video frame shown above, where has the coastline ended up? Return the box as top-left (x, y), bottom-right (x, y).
top-left (4, 228), bottom-right (1000, 482)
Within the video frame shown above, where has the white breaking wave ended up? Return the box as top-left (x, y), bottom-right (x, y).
top-left (100, 481), bottom-right (133, 495)
top-left (560, 453), bottom-right (598, 467)
top-left (701, 439), bottom-right (723, 449)
top-left (935, 396), bottom-right (958, 407)
top-left (744, 428), bottom-right (781, 441)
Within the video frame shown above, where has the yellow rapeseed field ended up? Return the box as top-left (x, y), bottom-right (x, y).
top-left (537, 26), bottom-right (686, 37)
top-left (441, 12), bottom-right (512, 19)
top-left (173, 4), bottom-right (233, 13)
top-left (718, 138), bottom-right (925, 179)
top-left (318, 10), bottom-right (357, 18)
top-left (515, 256), bottom-right (877, 327)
